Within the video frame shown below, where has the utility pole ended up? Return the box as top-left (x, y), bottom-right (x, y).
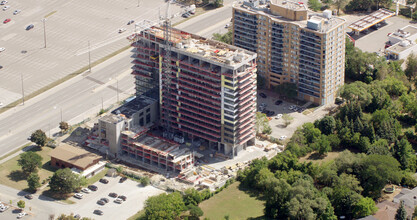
top-left (88, 41), bottom-right (91, 72)
top-left (21, 73), bottom-right (24, 105)
top-left (60, 108), bottom-right (63, 122)
top-left (101, 97), bottom-right (104, 110)
top-left (137, 0), bottom-right (140, 7)
top-left (41, 18), bottom-right (47, 48)
top-left (117, 79), bottom-right (119, 103)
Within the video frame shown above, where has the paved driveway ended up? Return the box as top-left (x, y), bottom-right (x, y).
top-left (257, 90), bottom-right (335, 142)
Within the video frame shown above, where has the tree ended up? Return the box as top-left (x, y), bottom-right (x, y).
top-left (392, 138), bottom-right (417, 171)
top-left (395, 201), bottom-right (407, 220)
top-left (359, 155), bottom-right (402, 199)
top-left (405, 53), bottom-right (417, 80)
top-left (413, 206), bottom-right (417, 219)
top-left (262, 123), bottom-right (272, 135)
top-left (256, 112), bottom-right (268, 134)
top-left (183, 188), bottom-right (202, 206)
top-left (282, 114), bottom-right (294, 127)
top-left (353, 197), bottom-right (378, 218)
top-left (302, 123), bottom-right (321, 143)
top-left (308, 0), bottom-right (322, 11)
top-left (340, 82), bottom-right (372, 108)
top-left (333, 0), bottom-right (347, 14)
top-left (49, 168), bottom-right (82, 194)
top-left (330, 186), bottom-right (362, 218)
top-left (56, 214), bottom-right (92, 220)
top-left (214, 0), bottom-right (223, 7)
top-left (17, 200), bottom-right (25, 210)
top-left (30, 129), bottom-right (47, 147)
top-left (27, 172), bottom-right (41, 191)
top-left (317, 116), bottom-right (336, 135)
top-left (189, 205), bottom-right (204, 219)
top-left (367, 139), bottom-right (390, 155)
top-left (144, 192), bottom-right (186, 220)
top-left (140, 176), bottom-right (150, 186)
top-left (316, 135), bottom-right (331, 155)
top-left (213, 29), bottom-right (232, 44)
top-left (59, 121), bottom-right (69, 133)
top-left (18, 151), bottom-right (42, 174)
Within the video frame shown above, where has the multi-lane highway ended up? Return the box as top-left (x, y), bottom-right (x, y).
top-left (0, 1), bottom-right (235, 157)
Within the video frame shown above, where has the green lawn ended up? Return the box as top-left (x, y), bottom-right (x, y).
top-left (0, 146), bottom-right (57, 190)
top-left (199, 182), bottom-right (265, 220)
top-left (127, 209), bottom-right (145, 220)
top-left (86, 167), bottom-right (109, 185)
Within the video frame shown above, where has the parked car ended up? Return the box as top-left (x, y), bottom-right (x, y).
top-left (0, 65), bottom-right (3, 69)
top-left (225, 23), bottom-right (230, 28)
top-left (99, 178), bottom-right (109, 184)
top-left (74, 193), bottom-right (83, 199)
top-left (127, 20), bottom-right (134, 25)
top-left (118, 28), bottom-right (126, 33)
top-left (101, 198), bottom-right (109, 203)
top-left (13, 9), bottom-right (21, 15)
top-left (279, 135), bottom-right (287, 141)
top-left (274, 100), bottom-right (283, 105)
top-left (0, 47), bottom-right (5, 52)
top-left (73, 214), bottom-right (81, 219)
top-left (118, 195), bottom-right (127, 201)
top-left (24, 194), bottom-right (33, 200)
top-left (119, 177), bottom-right (127, 183)
top-left (259, 93), bottom-right (267, 98)
top-left (3, 18), bottom-right (11, 24)
top-left (114, 198), bottom-right (123, 204)
top-left (81, 188), bottom-right (91, 193)
top-left (88, 185), bottom-right (98, 191)
top-left (275, 114), bottom-right (283, 120)
top-left (2, 5), bottom-right (10, 11)
top-left (182, 12), bottom-right (190, 18)
top-left (0, 0), bottom-right (7, 5)
top-left (26, 24), bottom-right (34, 30)
top-left (109, 192), bottom-right (118, 198)
top-left (97, 199), bottom-right (106, 205)
top-left (17, 212), bottom-right (27, 219)
top-left (93, 210), bottom-right (103, 215)
top-left (0, 205), bottom-right (9, 212)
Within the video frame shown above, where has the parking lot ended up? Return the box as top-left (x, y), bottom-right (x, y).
top-left (342, 14), bottom-right (412, 53)
top-left (66, 177), bottom-right (164, 219)
top-left (0, 176), bottom-right (164, 220)
top-left (0, 0), bottom-right (183, 105)
top-left (257, 90), bottom-right (336, 142)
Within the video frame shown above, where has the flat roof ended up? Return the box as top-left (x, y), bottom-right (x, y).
top-left (49, 143), bottom-right (102, 170)
top-left (140, 26), bottom-right (257, 67)
top-left (111, 95), bottom-right (157, 118)
top-left (234, 0), bottom-right (346, 33)
top-left (389, 25), bottom-right (417, 40)
top-left (348, 8), bottom-right (395, 32)
top-left (386, 40), bottom-right (416, 54)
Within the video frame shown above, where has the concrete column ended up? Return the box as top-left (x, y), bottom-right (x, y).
top-left (217, 142), bottom-right (221, 151)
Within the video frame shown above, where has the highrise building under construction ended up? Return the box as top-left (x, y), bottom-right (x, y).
top-left (131, 25), bottom-right (258, 157)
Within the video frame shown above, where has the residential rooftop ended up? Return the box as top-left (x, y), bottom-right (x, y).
top-left (139, 26), bottom-right (257, 67)
top-left (235, 0), bottom-right (346, 33)
top-left (111, 95), bottom-right (157, 118)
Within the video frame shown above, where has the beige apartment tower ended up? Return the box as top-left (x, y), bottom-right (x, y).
top-left (233, 0), bottom-right (346, 105)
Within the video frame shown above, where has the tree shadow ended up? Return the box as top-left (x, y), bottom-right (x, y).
top-left (306, 152), bottom-right (326, 160)
top-left (247, 216), bottom-right (271, 220)
top-left (237, 183), bottom-right (266, 201)
top-left (41, 161), bottom-right (57, 173)
top-left (7, 170), bottom-right (27, 182)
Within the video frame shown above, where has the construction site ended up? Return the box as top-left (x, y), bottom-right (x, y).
top-left (132, 23), bottom-right (258, 158)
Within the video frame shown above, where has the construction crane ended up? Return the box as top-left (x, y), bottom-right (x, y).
top-left (162, 2), bottom-right (174, 140)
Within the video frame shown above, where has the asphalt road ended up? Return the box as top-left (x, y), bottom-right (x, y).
top-left (0, 0), bottom-right (241, 160)
top-left (0, 0), bottom-right (183, 106)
